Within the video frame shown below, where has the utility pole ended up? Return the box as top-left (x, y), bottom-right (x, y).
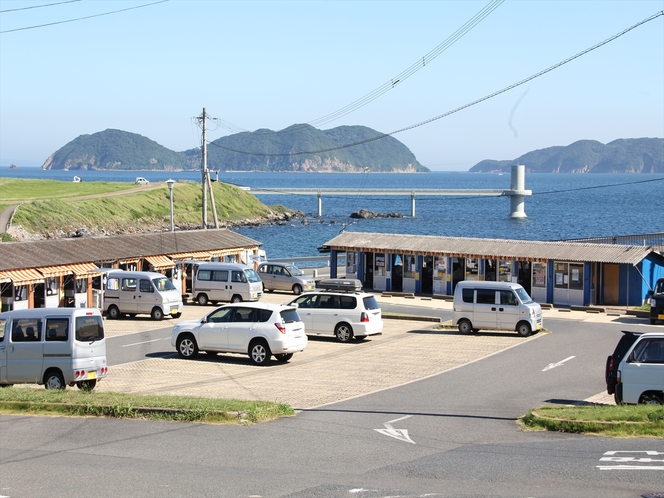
top-left (201, 108), bottom-right (208, 229)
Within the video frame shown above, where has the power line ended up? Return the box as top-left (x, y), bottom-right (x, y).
top-left (221, 0), bottom-right (505, 137)
top-left (0, 0), bottom-right (169, 34)
top-left (209, 10), bottom-right (664, 158)
top-left (0, 0), bottom-right (81, 14)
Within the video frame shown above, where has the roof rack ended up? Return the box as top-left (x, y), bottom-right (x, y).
top-left (316, 278), bottom-right (363, 293)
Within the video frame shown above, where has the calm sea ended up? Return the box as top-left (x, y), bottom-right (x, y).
top-left (2, 167), bottom-right (663, 260)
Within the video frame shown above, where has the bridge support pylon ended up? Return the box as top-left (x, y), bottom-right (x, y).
top-left (508, 165), bottom-right (531, 218)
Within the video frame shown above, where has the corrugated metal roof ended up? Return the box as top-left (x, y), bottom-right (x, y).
top-left (0, 229), bottom-right (262, 272)
top-left (323, 232), bottom-right (655, 265)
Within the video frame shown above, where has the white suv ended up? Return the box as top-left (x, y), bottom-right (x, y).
top-left (171, 303), bottom-right (307, 365)
top-left (288, 289), bottom-right (383, 342)
top-left (615, 332), bottom-right (664, 405)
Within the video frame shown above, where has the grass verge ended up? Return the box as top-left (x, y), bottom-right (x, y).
top-left (520, 404), bottom-right (664, 438)
top-left (0, 386), bottom-right (294, 425)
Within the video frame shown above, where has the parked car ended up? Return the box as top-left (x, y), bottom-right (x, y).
top-left (287, 282), bottom-right (383, 342)
top-left (648, 277), bottom-right (664, 325)
top-left (612, 332), bottom-right (664, 405)
top-left (135, 177), bottom-right (149, 185)
top-left (171, 302), bottom-right (307, 365)
top-left (257, 262), bottom-right (315, 295)
top-left (605, 330), bottom-right (642, 396)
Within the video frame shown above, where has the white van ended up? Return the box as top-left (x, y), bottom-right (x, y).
top-left (0, 307), bottom-right (108, 390)
top-left (192, 262), bottom-right (262, 305)
top-left (104, 270), bottom-right (183, 320)
top-left (615, 332), bottom-right (664, 405)
top-left (453, 280), bottom-right (542, 336)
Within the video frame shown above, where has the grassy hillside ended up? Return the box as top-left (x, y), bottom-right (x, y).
top-left (1, 179), bottom-right (290, 239)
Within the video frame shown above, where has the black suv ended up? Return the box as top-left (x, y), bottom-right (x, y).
top-left (648, 277), bottom-right (664, 325)
top-left (605, 331), bottom-right (643, 395)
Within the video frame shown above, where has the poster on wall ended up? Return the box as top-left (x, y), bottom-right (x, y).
top-left (375, 255), bottom-right (385, 276)
top-left (556, 272), bottom-right (563, 286)
top-left (533, 267), bottom-right (545, 287)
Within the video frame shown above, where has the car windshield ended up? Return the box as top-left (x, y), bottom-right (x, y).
top-left (515, 287), bottom-right (533, 304)
top-left (285, 265), bottom-right (304, 276)
top-left (655, 280), bottom-right (664, 294)
top-left (152, 277), bottom-right (175, 291)
top-left (245, 269), bottom-right (261, 283)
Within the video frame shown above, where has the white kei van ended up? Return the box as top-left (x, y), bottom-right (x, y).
top-left (453, 280), bottom-right (542, 336)
top-left (615, 332), bottom-right (664, 405)
top-left (192, 263), bottom-right (263, 305)
top-left (0, 307), bottom-right (108, 390)
top-left (104, 270), bottom-right (183, 320)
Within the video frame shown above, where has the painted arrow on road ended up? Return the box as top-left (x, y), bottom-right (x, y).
top-left (542, 355), bottom-right (576, 371)
top-left (374, 415), bottom-right (415, 444)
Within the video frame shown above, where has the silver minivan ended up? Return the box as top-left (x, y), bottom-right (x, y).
top-left (453, 280), bottom-right (542, 336)
top-left (257, 262), bottom-right (315, 295)
top-left (0, 307), bottom-right (108, 390)
top-left (193, 262), bottom-right (263, 305)
top-left (104, 270), bottom-right (183, 320)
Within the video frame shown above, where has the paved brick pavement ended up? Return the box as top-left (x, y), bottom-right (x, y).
top-left (97, 290), bottom-right (629, 408)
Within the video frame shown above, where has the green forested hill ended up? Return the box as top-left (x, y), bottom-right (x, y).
top-left (470, 138), bottom-right (664, 173)
top-left (41, 125), bottom-right (429, 173)
top-left (181, 124), bottom-right (428, 172)
top-left (42, 129), bottom-right (190, 171)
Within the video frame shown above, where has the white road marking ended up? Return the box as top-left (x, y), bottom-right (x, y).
top-left (374, 415), bottom-right (415, 444)
top-left (542, 355), bottom-right (575, 371)
top-left (122, 338), bottom-right (169, 347)
top-left (597, 451), bottom-right (664, 470)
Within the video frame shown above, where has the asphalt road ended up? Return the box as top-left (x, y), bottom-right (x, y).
top-left (1, 310), bottom-right (662, 497)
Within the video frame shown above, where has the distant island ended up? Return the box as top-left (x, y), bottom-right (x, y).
top-left (470, 138), bottom-right (663, 173)
top-left (41, 125), bottom-right (428, 173)
top-left (39, 130), bottom-right (662, 174)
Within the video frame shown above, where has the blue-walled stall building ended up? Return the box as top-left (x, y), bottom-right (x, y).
top-left (321, 232), bottom-right (664, 307)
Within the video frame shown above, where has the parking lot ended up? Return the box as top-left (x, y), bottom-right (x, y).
top-left (97, 292), bottom-right (559, 409)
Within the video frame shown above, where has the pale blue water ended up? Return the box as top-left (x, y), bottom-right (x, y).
top-left (2, 167), bottom-right (663, 259)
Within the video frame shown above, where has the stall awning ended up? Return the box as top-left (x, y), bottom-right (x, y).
top-left (38, 265), bottom-right (74, 278)
top-left (0, 268), bottom-right (45, 285)
top-left (145, 255), bottom-right (174, 271)
top-left (67, 262), bottom-right (99, 276)
top-left (168, 251), bottom-right (212, 261)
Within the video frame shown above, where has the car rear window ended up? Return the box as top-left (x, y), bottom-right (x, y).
top-left (362, 296), bottom-right (380, 310)
top-left (340, 296), bottom-right (356, 309)
top-left (76, 315), bottom-right (104, 342)
top-left (280, 309), bottom-right (301, 324)
top-left (257, 309), bottom-right (273, 322)
top-left (462, 288), bottom-right (474, 303)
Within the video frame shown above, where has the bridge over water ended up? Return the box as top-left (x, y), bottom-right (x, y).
top-left (247, 165), bottom-right (532, 218)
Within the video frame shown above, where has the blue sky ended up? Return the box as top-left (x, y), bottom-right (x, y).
top-left (1, 0), bottom-right (662, 171)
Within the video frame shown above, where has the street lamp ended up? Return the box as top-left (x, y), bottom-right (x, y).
top-left (166, 179), bottom-right (175, 232)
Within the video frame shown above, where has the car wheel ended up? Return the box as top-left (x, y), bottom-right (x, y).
top-left (334, 323), bottom-right (353, 342)
top-left (77, 379), bottom-right (97, 391)
top-left (197, 294), bottom-right (208, 306)
top-left (457, 319), bottom-right (472, 334)
top-left (44, 370), bottom-right (66, 390)
top-left (639, 393), bottom-right (664, 405)
top-left (231, 294), bottom-right (242, 304)
top-left (107, 305), bottom-right (121, 320)
top-left (151, 307), bottom-right (164, 321)
top-left (249, 340), bottom-right (271, 365)
top-left (516, 322), bottom-right (532, 337)
top-left (274, 353), bottom-right (293, 362)
top-left (177, 334), bottom-right (199, 359)
top-left (292, 284), bottom-right (302, 295)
